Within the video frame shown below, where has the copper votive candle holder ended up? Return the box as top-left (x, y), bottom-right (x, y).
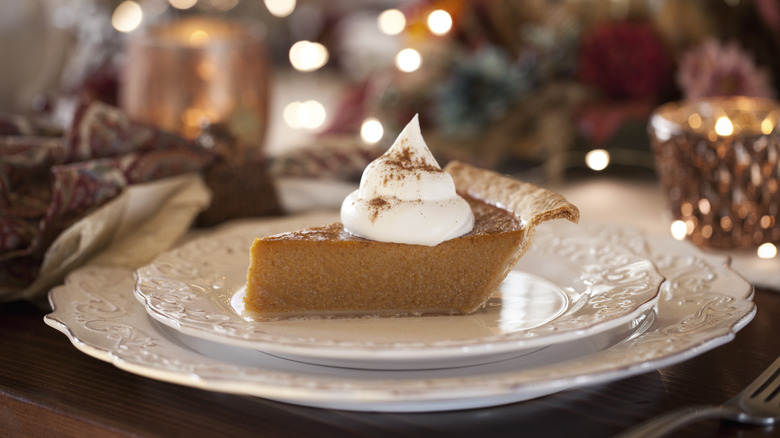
top-left (649, 96), bottom-right (780, 249)
top-left (120, 16), bottom-right (270, 150)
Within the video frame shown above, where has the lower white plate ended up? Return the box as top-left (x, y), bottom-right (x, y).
top-left (45, 220), bottom-right (755, 412)
top-left (133, 220), bottom-right (663, 370)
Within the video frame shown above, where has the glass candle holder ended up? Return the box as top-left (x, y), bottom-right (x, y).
top-left (649, 96), bottom-right (780, 249)
top-left (120, 16), bottom-right (270, 150)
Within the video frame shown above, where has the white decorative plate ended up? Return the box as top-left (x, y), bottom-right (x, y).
top-left (133, 220), bottom-right (663, 369)
top-left (45, 220), bottom-right (755, 412)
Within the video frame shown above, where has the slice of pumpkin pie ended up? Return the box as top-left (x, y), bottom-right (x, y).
top-left (245, 115), bottom-right (579, 319)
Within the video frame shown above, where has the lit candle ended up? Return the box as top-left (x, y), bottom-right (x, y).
top-left (120, 17), bottom-right (270, 149)
top-left (649, 96), bottom-right (780, 249)
top-left (714, 116), bottom-right (733, 136)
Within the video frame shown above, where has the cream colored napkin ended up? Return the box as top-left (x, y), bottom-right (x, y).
top-left (18, 173), bottom-right (211, 305)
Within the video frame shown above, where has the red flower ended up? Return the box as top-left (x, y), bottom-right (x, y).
top-left (578, 21), bottom-right (673, 100)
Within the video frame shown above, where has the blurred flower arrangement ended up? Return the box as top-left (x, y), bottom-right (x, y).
top-left (323, 0), bottom-right (780, 176)
top-left (326, 0), bottom-right (591, 171)
top-left (676, 38), bottom-right (775, 100)
top-left (577, 20), bottom-right (673, 100)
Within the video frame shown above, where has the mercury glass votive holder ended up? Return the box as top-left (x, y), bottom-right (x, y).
top-left (649, 96), bottom-right (780, 249)
top-left (120, 16), bottom-right (270, 150)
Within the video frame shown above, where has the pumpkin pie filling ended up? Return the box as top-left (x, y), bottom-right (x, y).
top-left (244, 160), bottom-right (579, 320)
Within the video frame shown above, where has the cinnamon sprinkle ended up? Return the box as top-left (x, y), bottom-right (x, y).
top-left (368, 196), bottom-right (392, 222)
top-left (382, 141), bottom-right (440, 173)
top-left (367, 139), bottom-right (442, 222)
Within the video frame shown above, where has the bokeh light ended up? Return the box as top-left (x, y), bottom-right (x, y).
top-left (189, 29), bottom-right (210, 46)
top-left (585, 149), bottom-right (610, 171)
top-left (265, 0), bottom-right (296, 18)
top-left (169, 0), bottom-right (198, 10)
top-left (715, 116), bottom-right (733, 136)
top-left (283, 102), bottom-right (303, 128)
top-left (687, 113), bottom-right (702, 130)
top-left (289, 40), bottom-right (329, 72)
top-left (427, 10), bottom-right (452, 35)
top-left (761, 117), bottom-right (775, 135)
top-left (395, 48), bottom-right (421, 72)
top-left (112, 1), bottom-right (143, 33)
top-left (378, 9), bottom-right (406, 35)
top-left (757, 242), bottom-right (777, 259)
top-left (284, 100), bottom-right (326, 130)
top-left (670, 220), bottom-right (687, 241)
top-left (361, 118), bottom-right (384, 143)
top-left (698, 198), bottom-right (711, 215)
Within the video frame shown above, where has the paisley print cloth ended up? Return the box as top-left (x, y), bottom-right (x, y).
top-left (0, 101), bottom-right (217, 295)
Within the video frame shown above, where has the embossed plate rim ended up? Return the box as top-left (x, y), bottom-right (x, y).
top-left (44, 221), bottom-right (755, 412)
top-left (131, 220), bottom-right (664, 367)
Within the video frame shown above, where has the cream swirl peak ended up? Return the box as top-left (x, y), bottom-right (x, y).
top-left (340, 114), bottom-right (475, 246)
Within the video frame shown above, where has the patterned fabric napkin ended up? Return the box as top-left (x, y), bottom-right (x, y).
top-left (1, 99), bottom-right (388, 302)
top-left (0, 100), bottom-right (218, 299)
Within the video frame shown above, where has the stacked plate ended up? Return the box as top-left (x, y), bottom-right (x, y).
top-left (45, 215), bottom-right (755, 412)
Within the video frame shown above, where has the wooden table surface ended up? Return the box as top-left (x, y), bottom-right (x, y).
top-left (1, 286), bottom-right (779, 438)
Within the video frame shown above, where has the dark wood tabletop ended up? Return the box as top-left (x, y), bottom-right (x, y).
top-left (1, 286), bottom-right (779, 438)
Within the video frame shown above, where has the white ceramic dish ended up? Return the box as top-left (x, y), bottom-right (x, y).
top-left (45, 220), bottom-right (755, 412)
top-left (133, 220), bottom-right (663, 369)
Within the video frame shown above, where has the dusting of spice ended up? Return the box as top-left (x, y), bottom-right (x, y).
top-left (382, 141), bottom-right (441, 173)
top-left (367, 196), bottom-right (392, 222)
top-left (375, 141), bottom-right (443, 196)
top-left (340, 113), bottom-right (475, 246)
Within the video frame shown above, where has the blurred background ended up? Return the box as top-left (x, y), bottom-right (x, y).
top-left (3, 0), bottom-right (780, 297)
top-left (3, 0), bottom-right (779, 177)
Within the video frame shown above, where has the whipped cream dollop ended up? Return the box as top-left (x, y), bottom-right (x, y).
top-left (340, 114), bottom-right (475, 246)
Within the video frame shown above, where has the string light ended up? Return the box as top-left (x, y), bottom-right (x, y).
top-left (427, 10), bottom-right (452, 35)
top-left (265, 0), bottom-right (296, 18)
top-left (688, 113), bottom-right (702, 130)
top-left (698, 198), bottom-right (711, 215)
top-left (169, 0), bottom-right (198, 10)
top-left (670, 220), bottom-right (687, 240)
top-left (757, 242), bottom-right (777, 259)
top-left (289, 40), bottom-right (329, 72)
top-left (378, 9), bottom-right (406, 35)
top-left (361, 118), bottom-right (384, 143)
top-left (283, 102), bottom-right (303, 128)
top-left (189, 29), bottom-right (210, 46)
top-left (585, 149), bottom-right (610, 171)
top-left (395, 48), bottom-right (421, 72)
top-left (761, 117), bottom-right (775, 135)
top-left (112, 1), bottom-right (143, 33)
top-left (283, 100), bottom-right (326, 130)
